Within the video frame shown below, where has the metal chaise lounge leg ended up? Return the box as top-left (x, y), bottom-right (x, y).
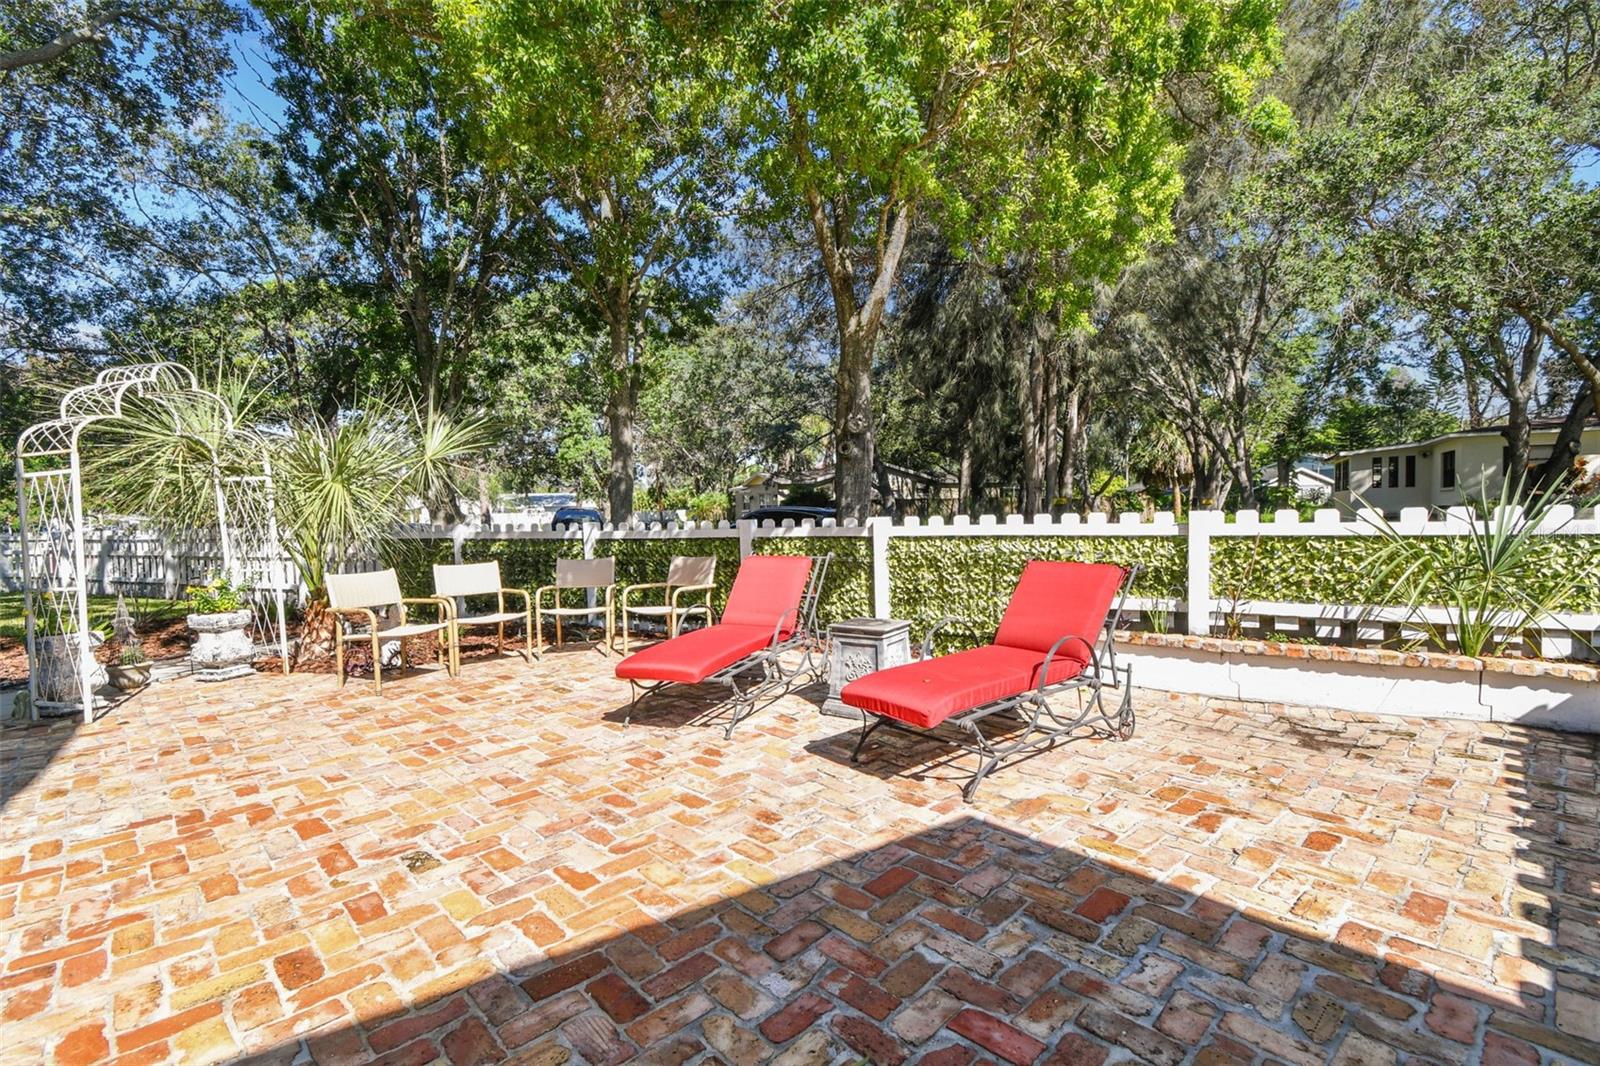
top-left (842, 560), bottom-right (1138, 801)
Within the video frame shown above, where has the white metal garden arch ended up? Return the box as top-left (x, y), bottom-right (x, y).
top-left (14, 362), bottom-right (292, 721)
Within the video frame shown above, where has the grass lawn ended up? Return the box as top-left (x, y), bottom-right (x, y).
top-left (0, 592), bottom-right (187, 642)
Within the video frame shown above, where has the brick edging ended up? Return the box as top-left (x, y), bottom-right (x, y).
top-left (1112, 629), bottom-right (1600, 683)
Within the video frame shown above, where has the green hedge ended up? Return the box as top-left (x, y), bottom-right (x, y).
top-left (753, 535), bottom-right (874, 627)
top-left (1212, 535), bottom-right (1600, 611)
top-left (887, 535), bottom-right (1184, 645)
top-left (383, 537), bottom-right (455, 595)
top-left (593, 536), bottom-right (742, 613)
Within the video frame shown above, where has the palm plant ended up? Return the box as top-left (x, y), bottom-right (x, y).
top-left (276, 402), bottom-right (488, 602)
top-left (1364, 475), bottom-right (1594, 658)
top-left (83, 373), bottom-right (489, 661)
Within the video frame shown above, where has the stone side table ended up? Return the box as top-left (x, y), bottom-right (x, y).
top-left (821, 617), bottom-right (912, 719)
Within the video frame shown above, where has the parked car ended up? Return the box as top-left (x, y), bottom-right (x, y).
top-left (552, 506), bottom-right (604, 528)
top-left (739, 505), bottom-right (837, 525)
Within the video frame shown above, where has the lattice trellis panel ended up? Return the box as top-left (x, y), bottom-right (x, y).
top-left (14, 363), bottom-right (292, 721)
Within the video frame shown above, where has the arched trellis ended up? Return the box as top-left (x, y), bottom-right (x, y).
top-left (15, 362), bottom-right (292, 721)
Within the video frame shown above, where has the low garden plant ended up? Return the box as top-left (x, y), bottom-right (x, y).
top-left (1365, 477), bottom-right (1597, 658)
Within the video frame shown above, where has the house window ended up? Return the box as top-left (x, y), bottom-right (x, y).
top-left (1334, 461), bottom-right (1349, 492)
top-left (1442, 449), bottom-right (1456, 489)
top-left (1387, 456), bottom-right (1400, 488)
top-left (1405, 455), bottom-right (1416, 488)
top-left (1371, 458), bottom-right (1383, 486)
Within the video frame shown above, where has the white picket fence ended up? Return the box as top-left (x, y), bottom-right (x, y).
top-left (8, 504), bottom-right (1599, 658)
top-left (393, 504), bottom-right (1600, 660)
top-left (0, 525), bottom-right (227, 599)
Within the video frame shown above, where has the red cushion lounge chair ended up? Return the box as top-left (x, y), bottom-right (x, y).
top-left (841, 560), bottom-right (1137, 801)
top-left (615, 553), bottom-right (831, 738)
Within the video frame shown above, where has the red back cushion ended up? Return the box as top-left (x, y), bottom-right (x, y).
top-left (720, 555), bottom-right (813, 636)
top-left (993, 561), bottom-right (1125, 658)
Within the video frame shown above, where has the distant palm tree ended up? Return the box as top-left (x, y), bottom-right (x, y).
top-left (1128, 420), bottom-right (1193, 519)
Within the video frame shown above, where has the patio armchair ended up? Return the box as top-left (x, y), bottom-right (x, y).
top-left (326, 568), bottom-right (457, 696)
top-left (615, 554), bottom-right (831, 738)
top-left (841, 560), bottom-right (1136, 801)
top-left (433, 561), bottom-right (533, 668)
top-left (619, 555), bottom-right (717, 655)
top-left (535, 557), bottom-right (617, 657)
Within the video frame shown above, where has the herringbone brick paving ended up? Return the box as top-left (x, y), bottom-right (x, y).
top-left (1, 646), bottom-right (1596, 1064)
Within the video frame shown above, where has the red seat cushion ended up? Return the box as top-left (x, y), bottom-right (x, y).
top-left (840, 645), bottom-right (1085, 730)
top-left (995, 561), bottom-right (1126, 665)
top-left (615, 624), bottom-right (773, 685)
top-left (721, 555), bottom-right (812, 637)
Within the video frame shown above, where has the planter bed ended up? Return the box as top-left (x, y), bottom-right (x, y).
top-left (1114, 630), bottom-right (1600, 732)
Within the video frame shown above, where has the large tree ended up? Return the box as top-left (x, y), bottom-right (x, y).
top-left (728, 0), bottom-right (1284, 521)
top-left (254, 1), bottom-right (547, 421)
top-left (1263, 0), bottom-right (1600, 489)
top-left (1, 0), bottom-right (240, 361)
top-left (369, 0), bottom-right (739, 523)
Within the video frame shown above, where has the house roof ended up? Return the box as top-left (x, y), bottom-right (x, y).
top-left (1324, 418), bottom-right (1600, 461)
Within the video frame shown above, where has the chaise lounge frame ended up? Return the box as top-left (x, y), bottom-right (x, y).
top-left (624, 553), bottom-right (833, 739)
top-left (851, 565), bottom-right (1138, 802)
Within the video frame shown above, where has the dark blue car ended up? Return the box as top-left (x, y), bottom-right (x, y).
top-left (552, 506), bottom-right (604, 528)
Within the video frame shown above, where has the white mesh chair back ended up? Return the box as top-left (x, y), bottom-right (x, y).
top-left (327, 568), bottom-right (402, 610)
top-left (433, 561), bottom-right (503, 598)
top-left (555, 557), bottom-right (614, 588)
top-left (666, 556), bottom-right (716, 587)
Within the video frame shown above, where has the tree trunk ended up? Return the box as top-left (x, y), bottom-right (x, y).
top-left (1059, 387), bottom-right (1082, 515)
top-left (1531, 385), bottom-right (1594, 492)
top-left (1019, 328), bottom-right (1045, 515)
top-left (605, 307), bottom-right (636, 523)
top-left (1501, 392), bottom-right (1530, 493)
top-left (958, 435), bottom-right (974, 516)
top-left (833, 319), bottom-right (877, 523)
top-left (1041, 350), bottom-right (1061, 508)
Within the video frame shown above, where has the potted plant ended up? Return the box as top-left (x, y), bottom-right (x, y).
top-left (31, 591), bottom-right (108, 708)
top-left (107, 642), bottom-right (153, 692)
top-left (185, 574), bottom-right (255, 681)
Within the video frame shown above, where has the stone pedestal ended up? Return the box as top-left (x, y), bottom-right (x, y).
top-left (821, 617), bottom-right (912, 719)
top-left (187, 609), bottom-right (256, 682)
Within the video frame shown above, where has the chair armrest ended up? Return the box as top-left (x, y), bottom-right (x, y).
top-left (669, 583), bottom-right (715, 609)
top-left (331, 607), bottom-right (377, 635)
top-left (622, 582), bottom-right (669, 609)
top-left (768, 606), bottom-right (800, 648)
top-left (534, 584), bottom-right (559, 609)
top-left (401, 596), bottom-right (453, 623)
top-left (500, 587), bottom-right (531, 610)
top-left (921, 616), bottom-right (993, 658)
top-left (1036, 632), bottom-right (1101, 699)
top-left (675, 603), bottom-right (717, 626)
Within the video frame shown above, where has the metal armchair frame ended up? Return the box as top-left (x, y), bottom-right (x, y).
top-left (328, 568), bottom-right (458, 696)
top-left (626, 554), bottom-right (832, 739)
top-left (535, 557), bottom-right (617, 658)
top-left (852, 565), bottom-right (1138, 802)
top-left (619, 556), bottom-right (717, 655)
top-left (434, 561), bottom-right (534, 668)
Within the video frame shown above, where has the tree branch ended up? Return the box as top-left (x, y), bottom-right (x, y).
top-left (0, 6), bottom-right (150, 73)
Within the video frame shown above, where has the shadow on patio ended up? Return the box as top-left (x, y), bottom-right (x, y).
top-left (1, 714), bottom-right (81, 814)
top-left (226, 719), bottom-right (1600, 1066)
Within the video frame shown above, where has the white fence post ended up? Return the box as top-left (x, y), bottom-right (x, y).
top-left (737, 519), bottom-right (755, 559)
top-left (868, 517), bottom-right (891, 618)
top-left (1186, 510), bottom-right (1222, 636)
top-left (450, 524), bottom-right (469, 564)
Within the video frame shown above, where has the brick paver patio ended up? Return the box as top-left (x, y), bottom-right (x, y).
top-left (2, 647), bottom-right (1597, 1065)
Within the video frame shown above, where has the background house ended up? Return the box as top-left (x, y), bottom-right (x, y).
top-left (1329, 422), bottom-right (1600, 513)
